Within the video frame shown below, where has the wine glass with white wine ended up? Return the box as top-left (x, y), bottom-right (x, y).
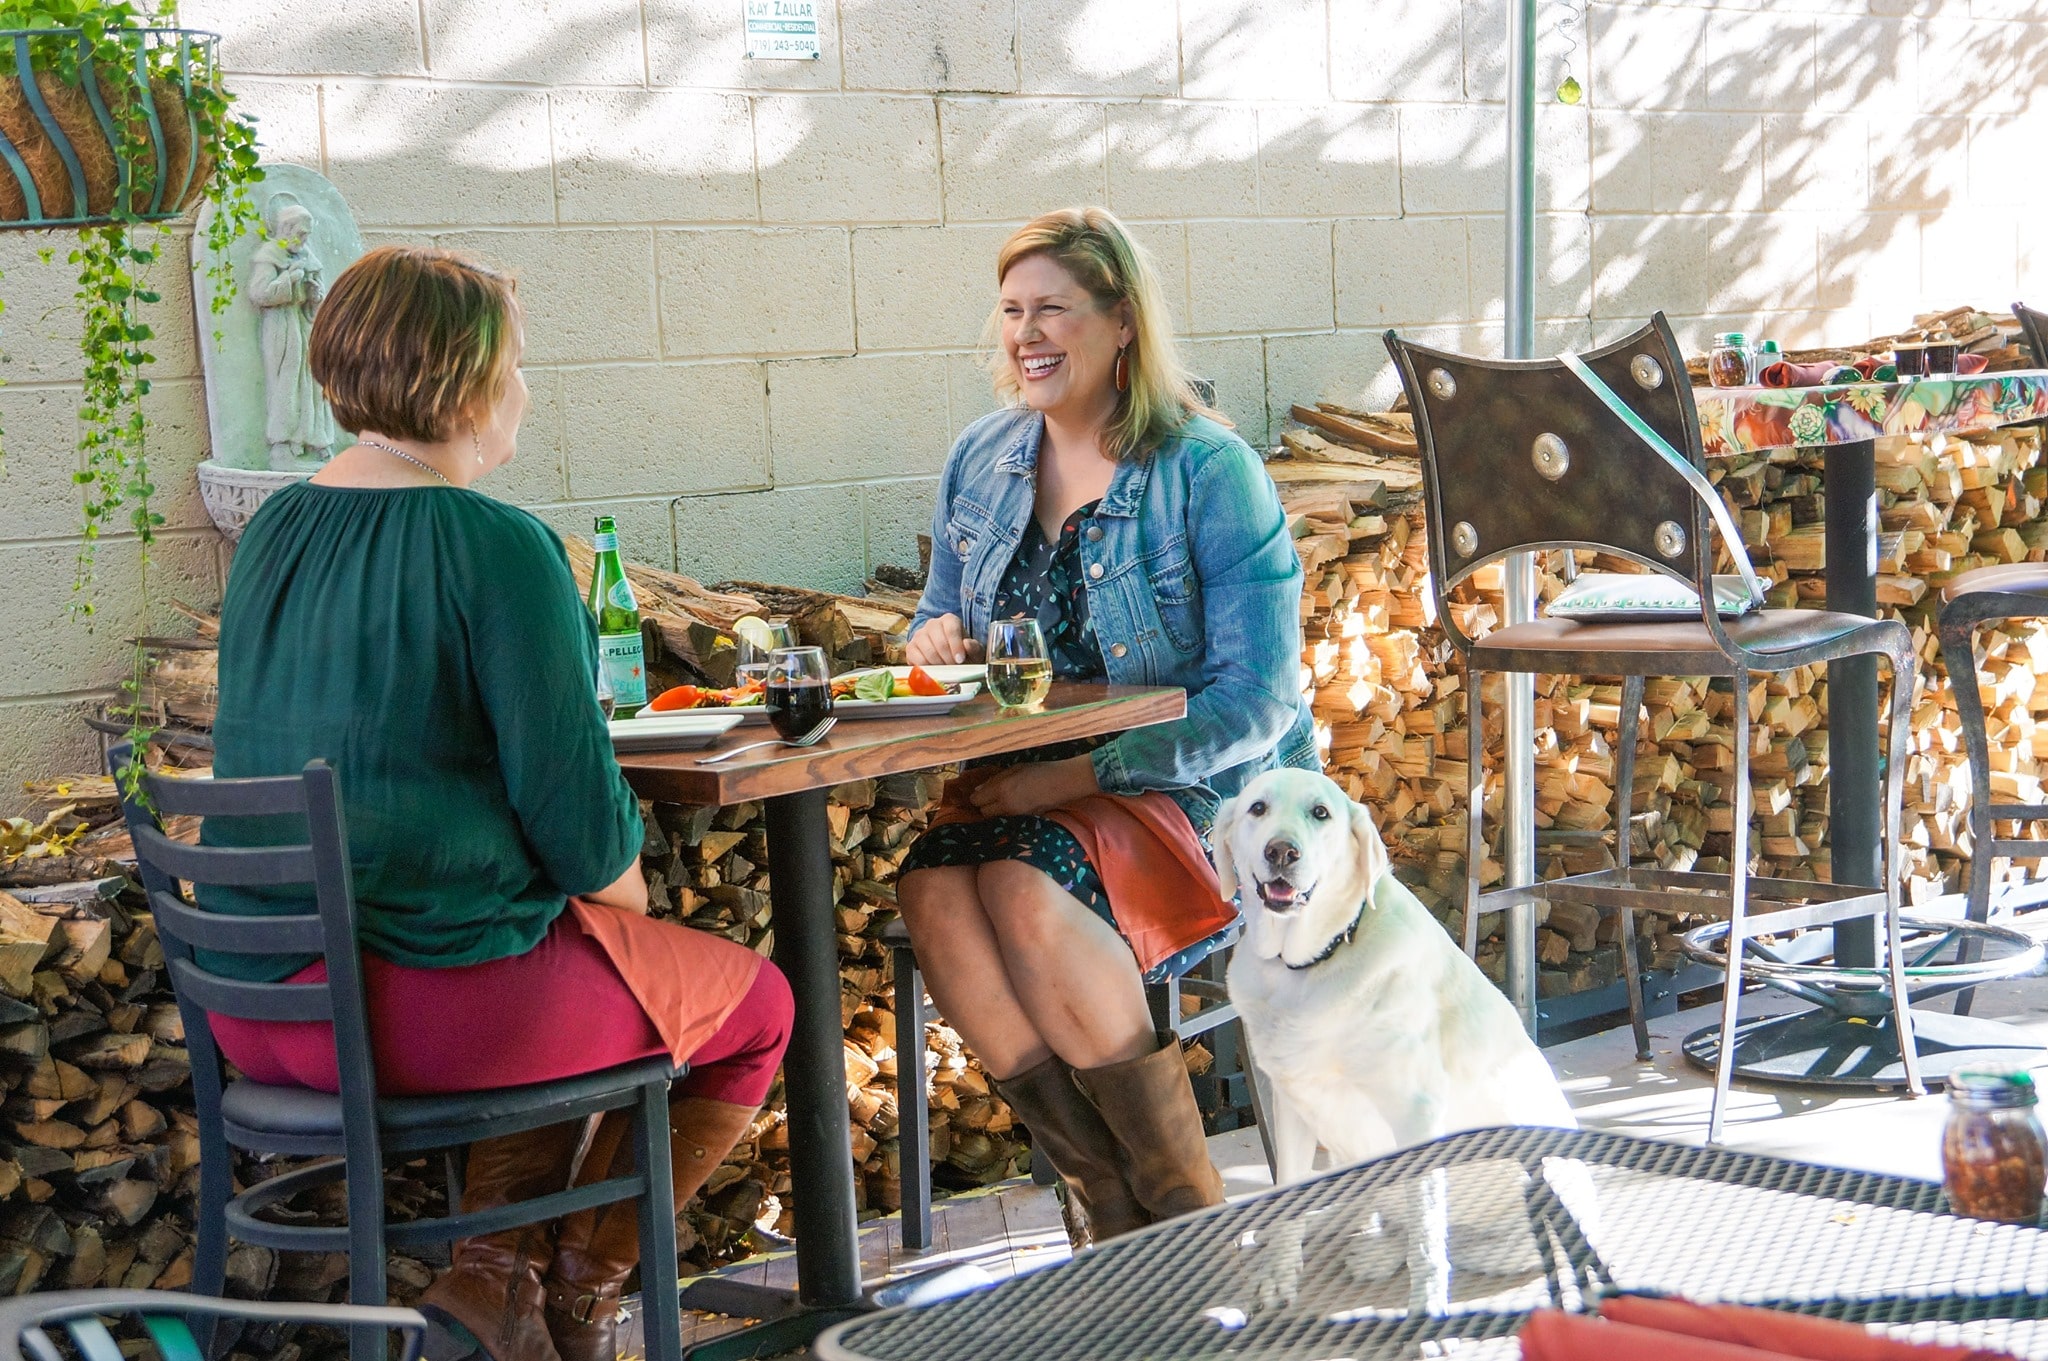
top-left (986, 618), bottom-right (1052, 711)
top-left (734, 615), bottom-right (799, 688)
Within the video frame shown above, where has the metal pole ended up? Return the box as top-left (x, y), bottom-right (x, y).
top-left (1503, 0), bottom-right (1540, 1034)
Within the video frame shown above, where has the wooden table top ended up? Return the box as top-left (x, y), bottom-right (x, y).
top-left (614, 682), bottom-right (1186, 806)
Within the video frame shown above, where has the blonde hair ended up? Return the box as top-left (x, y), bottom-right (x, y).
top-left (989, 207), bottom-right (1224, 460)
top-left (310, 246), bottom-right (522, 443)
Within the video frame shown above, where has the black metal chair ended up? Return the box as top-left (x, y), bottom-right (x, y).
top-left (0, 1292), bottom-right (425, 1361)
top-left (2016, 301), bottom-right (2048, 370)
top-left (110, 747), bottom-right (687, 1361)
top-left (883, 916), bottom-right (1266, 1250)
top-left (1384, 314), bottom-right (1923, 1142)
top-left (1932, 299), bottom-right (2048, 1013)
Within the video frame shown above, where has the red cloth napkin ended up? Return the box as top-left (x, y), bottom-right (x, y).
top-left (928, 768), bottom-right (1234, 974)
top-left (1515, 1298), bottom-right (2018, 1361)
top-left (1759, 360), bottom-right (1844, 389)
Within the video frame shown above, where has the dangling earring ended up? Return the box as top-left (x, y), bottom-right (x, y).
top-left (469, 419), bottom-right (484, 465)
top-left (1113, 345), bottom-right (1130, 393)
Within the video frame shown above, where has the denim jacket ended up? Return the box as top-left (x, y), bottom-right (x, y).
top-left (913, 407), bottom-right (1319, 820)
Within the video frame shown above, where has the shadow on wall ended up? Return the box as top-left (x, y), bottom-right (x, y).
top-left (186, 0), bottom-right (2045, 575)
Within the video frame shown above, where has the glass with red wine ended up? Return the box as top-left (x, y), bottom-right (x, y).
top-left (764, 645), bottom-right (833, 738)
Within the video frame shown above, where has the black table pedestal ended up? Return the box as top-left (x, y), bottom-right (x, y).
top-left (1824, 440), bottom-right (1881, 968)
top-left (1685, 1010), bottom-right (2044, 1090)
top-left (680, 788), bottom-right (867, 1360)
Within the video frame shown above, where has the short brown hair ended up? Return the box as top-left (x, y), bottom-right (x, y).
top-left (309, 246), bottom-right (521, 443)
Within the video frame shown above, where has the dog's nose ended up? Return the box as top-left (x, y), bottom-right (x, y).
top-left (1264, 838), bottom-right (1300, 871)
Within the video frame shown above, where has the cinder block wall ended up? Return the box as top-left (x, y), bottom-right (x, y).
top-left (0, 0), bottom-right (2041, 808)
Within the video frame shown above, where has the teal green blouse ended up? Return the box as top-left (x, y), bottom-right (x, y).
top-left (199, 482), bottom-right (644, 982)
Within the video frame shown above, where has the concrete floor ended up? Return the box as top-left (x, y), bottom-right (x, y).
top-left (1547, 976), bottom-right (2048, 1180)
top-left (688, 918), bottom-right (2048, 1356)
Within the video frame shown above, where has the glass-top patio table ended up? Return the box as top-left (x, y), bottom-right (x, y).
top-left (614, 681), bottom-right (1186, 1360)
top-left (1679, 370), bottom-right (2048, 1089)
top-left (816, 1125), bottom-right (2048, 1361)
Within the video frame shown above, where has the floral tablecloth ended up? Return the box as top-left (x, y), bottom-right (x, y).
top-left (1695, 371), bottom-right (2048, 455)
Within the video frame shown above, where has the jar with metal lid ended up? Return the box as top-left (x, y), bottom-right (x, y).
top-left (1708, 332), bottom-right (1754, 388)
top-left (1943, 1069), bottom-right (2047, 1223)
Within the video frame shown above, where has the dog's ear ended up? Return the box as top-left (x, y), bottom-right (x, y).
top-left (1349, 798), bottom-right (1389, 894)
top-left (1212, 793), bottom-right (1243, 902)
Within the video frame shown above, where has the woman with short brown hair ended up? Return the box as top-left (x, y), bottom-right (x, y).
top-left (201, 246), bottom-right (792, 1361)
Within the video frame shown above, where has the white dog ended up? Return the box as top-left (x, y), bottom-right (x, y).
top-left (1216, 768), bottom-right (1584, 1312)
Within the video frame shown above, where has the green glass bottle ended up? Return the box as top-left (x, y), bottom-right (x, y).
top-left (588, 516), bottom-right (647, 718)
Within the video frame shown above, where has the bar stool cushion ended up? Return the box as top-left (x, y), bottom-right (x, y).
top-left (1940, 562), bottom-right (2048, 604)
top-left (1545, 572), bottom-right (1762, 622)
top-left (1472, 609), bottom-right (1885, 672)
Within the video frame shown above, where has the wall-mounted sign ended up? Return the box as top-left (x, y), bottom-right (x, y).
top-left (744, 0), bottom-right (821, 60)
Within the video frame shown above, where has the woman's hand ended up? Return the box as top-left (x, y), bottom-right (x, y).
top-left (576, 858), bottom-right (652, 916)
top-left (907, 614), bottom-right (986, 666)
top-left (968, 756), bottom-right (1100, 817)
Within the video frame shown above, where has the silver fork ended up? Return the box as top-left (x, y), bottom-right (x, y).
top-left (696, 715), bottom-right (837, 764)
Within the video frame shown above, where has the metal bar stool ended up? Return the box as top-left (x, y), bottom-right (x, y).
top-left (1385, 314), bottom-right (1924, 1143)
top-left (883, 916), bottom-right (1267, 1250)
top-left (1933, 300), bottom-right (2048, 1015)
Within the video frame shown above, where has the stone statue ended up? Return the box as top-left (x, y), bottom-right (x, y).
top-left (247, 192), bottom-right (340, 470)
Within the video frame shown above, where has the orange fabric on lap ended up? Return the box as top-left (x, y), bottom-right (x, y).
top-left (929, 769), bottom-right (1236, 975)
top-left (566, 897), bottom-right (762, 1070)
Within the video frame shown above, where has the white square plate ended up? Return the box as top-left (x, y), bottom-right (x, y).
top-left (684, 666), bottom-right (987, 725)
top-left (609, 711), bottom-right (745, 752)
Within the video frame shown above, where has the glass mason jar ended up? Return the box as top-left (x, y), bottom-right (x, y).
top-left (1708, 332), bottom-right (1755, 388)
top-left (1943, 1069), bottom-right (2047, 1223)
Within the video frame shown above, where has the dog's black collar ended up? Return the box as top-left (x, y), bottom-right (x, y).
top-left (1285, 897), bottom-right (1367, 970)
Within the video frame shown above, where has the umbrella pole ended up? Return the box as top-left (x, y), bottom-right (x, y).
top-left (1503, 0), bottom-right (1540, 1035)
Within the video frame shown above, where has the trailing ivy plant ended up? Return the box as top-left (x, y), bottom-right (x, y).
top-left (0, 0), bottom-right (261, 608)
top-left (0, 0), bottom-right (261, 773)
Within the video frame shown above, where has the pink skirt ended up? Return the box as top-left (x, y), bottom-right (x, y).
top-left (211, 903), bottom-right (761, 1096)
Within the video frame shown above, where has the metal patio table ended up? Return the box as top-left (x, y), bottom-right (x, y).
top-left (615, 681), bottom-right (1185, 1361)
top-left (1672, 369), bottom-right (2048, 1089)
top-left (817, 1125), bottom-right (2048, 1361)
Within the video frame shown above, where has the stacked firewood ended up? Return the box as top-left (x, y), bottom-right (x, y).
top-left (0, 813), bottom-right (217, 1300)
top-left (1274, 396), bottom-right (2048, 995)
top-left (633, 771), bottom-right (1029, 1253)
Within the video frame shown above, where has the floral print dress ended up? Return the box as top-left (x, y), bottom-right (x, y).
top-left (900, 501), bottom-right (1228, 983)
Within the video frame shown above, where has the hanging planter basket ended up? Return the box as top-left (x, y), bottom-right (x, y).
top-left (0, 25), bottom-right (218, 228)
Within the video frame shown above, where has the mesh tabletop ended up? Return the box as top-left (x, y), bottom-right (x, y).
top-left (818, 1127), bottom-right (2048, 1361)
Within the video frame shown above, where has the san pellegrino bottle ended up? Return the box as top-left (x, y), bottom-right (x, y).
top-left (589, 516), bottom-right (647, 718)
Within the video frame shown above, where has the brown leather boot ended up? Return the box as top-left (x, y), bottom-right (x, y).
top-left (420, 1122), bottom-right (582, 1361)
top-left (542, 1097), bottom-right (759, 1361)
top-left (991, 1055), bottom-right (1147, 1248)
top-left (1070, 1033), bottom-right (1225, 1223)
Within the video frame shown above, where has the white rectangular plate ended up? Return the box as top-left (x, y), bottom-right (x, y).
top-left (609, 711), bottom-right (745, 752)
top-left (841, 664), bottom-right (987, 688)
top-left (731, 682), bottom-right (983, 724)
